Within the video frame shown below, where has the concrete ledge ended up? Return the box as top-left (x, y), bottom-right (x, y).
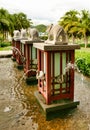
top-left (33, 43), bottom-right (80, 51)
top-left (34, 91), bottom-right (80, 120)
top-left (0, 50), bottom-right (12, 58)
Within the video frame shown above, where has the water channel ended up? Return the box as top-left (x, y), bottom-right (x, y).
top-left (0, 58), bottom-right (90, 130)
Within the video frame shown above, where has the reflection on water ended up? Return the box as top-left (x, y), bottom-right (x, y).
top-left (0, 58), bottom-right (90, 130)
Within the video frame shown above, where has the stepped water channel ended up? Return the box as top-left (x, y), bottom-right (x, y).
top-left (0, 58), bottom-right (90, 130)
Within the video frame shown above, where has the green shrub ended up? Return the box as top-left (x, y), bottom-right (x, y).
top-left (75, 58), bottom-right (90, 77)
top-left (87, 44), bottom-right (90, 47)
top-left (80, 44), bottom-right (90, 47)
top-left (80, 44), bottom-right (85, 47)
top-left (0, 42), bottom-right (11, 47)
top-left (75, 49), bottom-right (90, 64)
top-left (40, 35), bottom-right (48, 40)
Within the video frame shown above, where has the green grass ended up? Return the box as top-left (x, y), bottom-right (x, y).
top-left (0, 40), bottom-right (12, 50)
top-left (75, 47), bottom-right (90, 64)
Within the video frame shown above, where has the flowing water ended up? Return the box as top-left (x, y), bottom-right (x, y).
top-left (0, 58), bottom-right (90, 130)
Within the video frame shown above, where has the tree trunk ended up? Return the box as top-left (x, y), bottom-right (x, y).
top-left (84, 34), bottom-right (88, 48)
top-left (72, 34), bottom-right (75, 44)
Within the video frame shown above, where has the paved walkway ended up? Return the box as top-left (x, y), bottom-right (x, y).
top-left (0, 50), bottom-right (12, 58)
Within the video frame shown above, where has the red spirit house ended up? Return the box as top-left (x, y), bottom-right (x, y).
top-left (14, 38), bottom-right (23, 67)
top-left (20, 28), bottom-right (43, 82)
top-left (34, 43), bottom-right (80, 105)
top-left (12, 30), bottom-right (27, 68)
top-left (12, 30), bottom-right (20, 61)
top-left (21, 39), bottom-right (43, 78)
top-left (34, 25), bottom-right (80, 120)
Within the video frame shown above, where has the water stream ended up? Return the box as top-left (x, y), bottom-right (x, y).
top-left (0, 58), bottom-right (90, 130)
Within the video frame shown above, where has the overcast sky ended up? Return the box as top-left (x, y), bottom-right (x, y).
top-left (0, 0), bottom-right (90, 25)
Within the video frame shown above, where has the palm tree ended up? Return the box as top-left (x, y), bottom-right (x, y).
top-left (8, 14), bottom-right (15, 37)
top-left (12, 12), bottom-right (31, 31)
top-left (0, 8), bottom-right (10, 40)
top-left (58, 10), bottom-right (80, 44)
top-left (77, 10), bottom-right (90, 48)
top-left (0, 8), bottom-right (32, 40)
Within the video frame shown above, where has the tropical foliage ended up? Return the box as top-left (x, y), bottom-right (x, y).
top-left (35, 24), bottom-right (47, 32)
top-left (75, 48), bottom-right (90, 77)
top-left (0, 8), bottom-right (10, 40)
top-left (0, 8), bottom-right (31, 40)
top-left (58, 9), bottom-right (90, 48)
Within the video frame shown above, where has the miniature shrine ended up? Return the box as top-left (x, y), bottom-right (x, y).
top-left (20, 28), bottom-right (43, 83)
top-left (12, 29), bottom-right (27, 68)
top-left (34, 24), bottom-right (80, 110)
top-left (12, 30), bottom-right (20, 61)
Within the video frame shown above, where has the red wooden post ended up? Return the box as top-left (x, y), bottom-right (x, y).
top-left (70, 50), bottom-right (74, 100)
top-left (16, 40), bottom-right (21, 64)
top-left (12, 39), bottom-right (16, 59)
top-left (23, 44), bottom-right (26, 73)
top-left (25, 44), bottom-right (30, 76)
top-left (37, 49), bottom-right (41, 91)
top-left (45, 52), bottom-right (51, 104)
top-left (21, 40), bottom-right (42, 78)
top-left (37, 49), bottom-right (41, 71)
